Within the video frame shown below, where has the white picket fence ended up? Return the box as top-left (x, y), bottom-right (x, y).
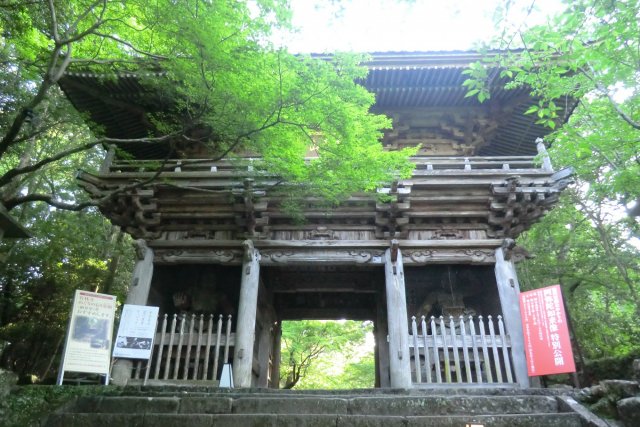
top-left (409, 315), bottom-right (515, 386)
top-left (130, 313), bottom-right (234, 383)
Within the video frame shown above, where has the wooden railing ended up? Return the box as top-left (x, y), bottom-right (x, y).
top-left (408, 315), bottom-right (515, 386)
top-left (103, 143), bottom-right (553, 176)
top-left (130, 313), bottom-right (234, 383)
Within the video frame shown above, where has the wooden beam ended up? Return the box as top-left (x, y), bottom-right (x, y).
top-left (149, 239), bottom-right (504, 249)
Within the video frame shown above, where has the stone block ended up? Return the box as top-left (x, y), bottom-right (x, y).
top-left (337, 415), bottom-right (406, 427)
top-left (45, 413), bottom-right (144, 427)
top-left (210, 414), bottom-right (278, 426)
top-left (578, 386), bottom-right (604, 403)
top-left (233, 397), bottom-right (348, 414)
top-left (71, 396), bottom-right (102, 413)
top-left (600, 380), bottom-right (639, 400)
top-left (143, 414), bottom-right (215, 427)
top-left (179, 397), bottom-right (233, 413)
top-left (617, 396), bottom-right (640, 427)
top-left (98, 396), bottom-right (180, 413)
top-left (348, 395), bottom-right (557, 416)
top-left (276, 414), bottom-right (339, 427)
top-left (590, 397), bottom-right (618, 419)
top-left (405, 413), bottom-right (582, 427)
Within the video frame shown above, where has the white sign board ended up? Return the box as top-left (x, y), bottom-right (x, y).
top-left (113, 304), bottom-right (159, 359)
top-left (60, 290), bottom-right (117, 379)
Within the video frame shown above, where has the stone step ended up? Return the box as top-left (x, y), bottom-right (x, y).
top-left (61, 394), bottom-right (560, 416)
top-left (46, 412), bottom-right (584, 427)
top-left (45, 388), bottom-right (609, 427)
top-left (116, 385), bottom-right (569, 397)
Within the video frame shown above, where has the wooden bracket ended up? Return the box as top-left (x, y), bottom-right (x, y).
top-left (242, 239), bottom-right (255, 274)
top-left (390, 239), bottom-right (399, 274)
top-left (134, 239), bottom-right (149, 260)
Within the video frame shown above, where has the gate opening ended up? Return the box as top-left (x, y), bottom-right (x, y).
top-left (279, 320), bottom-right (375, 389)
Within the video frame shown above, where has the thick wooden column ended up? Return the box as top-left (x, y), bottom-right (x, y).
top-left (375, 292), bottom-right (390, 388)
top-left (124, 240), bottom-right (154, 305)
top-left (270, 321), bottom-right (282, 388)
top-left (384, 240), bottom-right (412, 388)
top-left (112, 240), bottom-right (154, 385)
top-left (256, 321), bottom-right (272, 388)
top-left (495, 246), bottom-right (530, 388)
top-left (233, 240), bottom-right (261, 388)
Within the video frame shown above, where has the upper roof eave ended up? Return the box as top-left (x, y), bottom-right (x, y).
top-left (311, 49), bottom-right (523, 69)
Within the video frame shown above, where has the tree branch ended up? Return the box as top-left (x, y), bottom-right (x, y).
top-left (3, 194), bottom-right (95, 211)
top-left (579, 66), bottom-right (640, 131)
top-left (93, 32), bottom-right (169, 60)
top-left (0, 139), bottom-right (103, 188)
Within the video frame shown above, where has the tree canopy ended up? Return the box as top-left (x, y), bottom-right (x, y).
top-left (462, 0), bottom-right (640, 362)
top-left (279, 320), bottom-right (374, 389)
top-left (0, 0), bottom-right (415, 216)
top-left (0, 0), bottom-right (414, 383)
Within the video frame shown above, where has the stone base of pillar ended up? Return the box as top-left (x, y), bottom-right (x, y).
top-left (111, 359), bottom-right (133, 386)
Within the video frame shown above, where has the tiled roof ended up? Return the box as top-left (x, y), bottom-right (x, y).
top-left (59, 51), bottom-right (573, 158)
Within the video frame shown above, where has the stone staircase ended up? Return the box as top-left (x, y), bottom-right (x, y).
top-left (45, 387), bottom-right (607, 427)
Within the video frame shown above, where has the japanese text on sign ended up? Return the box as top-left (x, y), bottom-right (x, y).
top-left (519, 285), bottom-right (575, 376)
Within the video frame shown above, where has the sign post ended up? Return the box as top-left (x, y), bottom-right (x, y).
top-left (519, 285), bottom-right (576, 376)
top-left (57, 290), bottom-right (117, 385)
top-left (112, 304), bottom-right (159, 384)
top-left (113, 305), bottom-right (159, 360)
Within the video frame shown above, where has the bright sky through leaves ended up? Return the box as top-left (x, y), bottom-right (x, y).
top-left (281, 0), bottom-right (565, 53)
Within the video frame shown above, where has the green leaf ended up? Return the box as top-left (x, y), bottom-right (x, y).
top-left (464, 89), bottom-right (480, 98)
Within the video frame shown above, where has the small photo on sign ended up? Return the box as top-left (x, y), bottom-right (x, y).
top-left (72, 316), bottom-right (110, 349)
top-left (116, 336), bottom-right (153, 350)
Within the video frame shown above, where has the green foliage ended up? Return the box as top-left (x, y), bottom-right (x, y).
top-left (0, 208), bottom-right (133, 379)
top-left (279, 320), bottom-right (374, 389)
top-left (463, 0), bottom-right (640, 361)
top-left (465, 0), bottom-right (640, 209)
top-left (518, 191), bottom-right (640, 359)
top-left (0, 0), bottom-right (413, 384)
top-left (0, 0), bottom-right (415, 213)
top-left (299, 349), bottom-right (375, 390)
top-left (584, 351), bottom-right (640, 382)
top-left (0, 385), bottom-right (122, 427)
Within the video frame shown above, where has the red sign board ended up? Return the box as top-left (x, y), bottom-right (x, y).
top-left (519, 285), bottom-right (575, 376)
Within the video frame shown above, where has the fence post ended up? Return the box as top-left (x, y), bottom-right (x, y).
top-left (495, 246), bottom-right (530, 388)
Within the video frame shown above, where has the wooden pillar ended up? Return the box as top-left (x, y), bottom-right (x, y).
top-left (384, 240), bottom-right (412, 388)
top-left (124, 240), bottom-right (154, 305)
top-left (256, 321), bottom-right (272, 388)
top-left (375, 292), bottom-right (390, 388)
top-left (495, 246), bottom-right (530, 388)
top-left (270, 321), bottom-right (282, 388)
top-left (100, 144), bottom-right (116, 174)
top-left (233, 240), bottom-right (261, 388)
top-left (536, 138), bottom-right (554, 172)
top-left (111, 240), bottom-right (154, 385)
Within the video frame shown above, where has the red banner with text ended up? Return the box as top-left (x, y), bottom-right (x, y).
top-left (519, 285), bottom-right (575, 376)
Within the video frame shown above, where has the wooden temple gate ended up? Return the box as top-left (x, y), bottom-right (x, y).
top-left (60, 52), bottom-right (574, 389)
